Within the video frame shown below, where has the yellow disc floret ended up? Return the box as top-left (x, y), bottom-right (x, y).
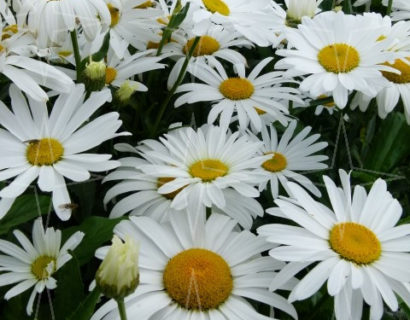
top-left (329, 222), bottom-right (381, 265)
top-left (262, 152), bottom-right (287, 172)
top-left (31, 256), bottom-right (56, 280)
top-left (382, 57), bottom-right (410, 84)
top-left (189, 159), bottom-right (228, 182)
top-left (183, 36), bottom-right (220, 56)
top-left (157, 177), bottom-right (186, 199)
top-left (105, 67), bottom-right (117, 84)
top-left (219, 78), bottom-right (254, 100)
top-left (108, 3), bottom-right (120, 27)
top-left (163, 248), bottom-right (233, 310)
top-left (136, 0), bottom-right (153, 8)
top-left (26, 138), bottom-right (64, 166)
top-left (202, 0), bottom-right (230, 16)
top-left (318, 43), bottom-right (360, 73)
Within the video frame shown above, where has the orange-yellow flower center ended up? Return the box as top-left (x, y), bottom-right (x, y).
top-left (202, 0), bottom-right (230, 16)
top-left (219, 78), bottom-right (254, 100)
top-left (183, 36), bottom-right (220, 57)
top-left (31, 255), bottom-right (56, 280)
top-left (189, 159), bottom-right (228, 182)
top-left (318, 43), bottom-right (360, 73)
top-left (105, 67), bottom-right (117, 84)
top-left (157, 177), bottom-right (186, 199)
top-left (382, 57), bottom-right (410, 84)
top-left (262, 152), bottom-right (287, 172)
top-left (108, 3), bottom-right (120, 27)
top-left (329, 222), bottom-right (381, 265)
top-left (26, 138), bottom-right (64, 166)
top-left (136, 0), bottom-right (153, 8)
top-left (163, 248), bottom-right (233, 310)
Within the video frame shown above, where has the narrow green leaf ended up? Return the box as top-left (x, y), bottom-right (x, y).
top-left (0, 195), bottom-right (51, 235)
top-left (62, 216), bottom-right (123, 265)
top-left (66, 287), bottom-right (101, 320)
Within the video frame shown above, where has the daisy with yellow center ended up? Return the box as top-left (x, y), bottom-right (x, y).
top-left (92, 211), bottom-right (298, 320)
top-left (250, 121), bottom-right (328, 199)
top-left (162, 23), bottom-right (250, 89)
top-left (175, 58), bottom-right (303, 132)
top-left (276, 11), bottom-right (401, 108)
top-left (258, 170), bottom-right (410, 320)
top-left (0, 84), bottom-right (128, 220)
top-left (134, 125), bottom-right (267, 229)
top-left (0, 218), bottom-right (84, 315)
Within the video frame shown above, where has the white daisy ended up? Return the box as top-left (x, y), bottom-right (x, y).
top-left (276, 11), bottom-right (401, 108)
top-left (19, 0), bottom-right (111, 47)
top-left (249, 121), bottom-right (328, 199)
top-left (258, 170), bottom-right (410, 320)
top-left (92, 211), bottom-right (297, 320)
top-left (0, 21), bottom-right (74, 101)
top-left (103, 0), bottom-right (162, 57)
top-left (175, 57), bottom-right (302, 132)
top-left (0, 84), bottom-right (128, 220)
top-left (104, 139), bottom-right (264, 229)
top-left (136, 125), bottom-right (268, 229)
top-left (184, 0), bottom-right (280, 46)
top-left (163, 22), bottom-right (251, 89)
top-left (0, 218), bottom-right (84, 315)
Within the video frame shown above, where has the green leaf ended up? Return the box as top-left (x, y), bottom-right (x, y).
top-left (80, 31), bottom-right (111, 70)
top-left (364, 112), bottom-right (410, 172)
top-left (168, 2), bottom-right (190, 30)
top-left (0, 195), bottom-right (51, 235)
top-left (66, 287), bottom-right (101, 320)
top-left (54, 254), bottom-right (85, 320)
top-left (62, 216), bottom-right (123, 265)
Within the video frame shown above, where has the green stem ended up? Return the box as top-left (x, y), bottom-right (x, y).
top-left (343, 0), bottom-right (353, 14)
top-left (116, 298), bottom-right (128, 320)
top-left (151, 36), bottom-right (200, 137)
top-left (70, 29), bottom-right (82, 82)
top-left (386, 0), bottom-right (393, 15)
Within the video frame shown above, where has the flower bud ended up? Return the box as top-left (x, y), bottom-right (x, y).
top-left (286, 0), bottom-right (318, 27)
top-left (114, 80), bottom-right (139, 105)
top-left (83, 60), bottom-right (107, 91)
top-left (96, 235), bottom-right (140, 299)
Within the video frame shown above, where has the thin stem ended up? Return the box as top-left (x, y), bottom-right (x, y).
top-left (386, 0), bottom-right (393, 15)
top-left (151, 36), bottom-right (200, 137)
top-left (116, 298), bottom-right (128, 320)
top-left (70, 29), bottom-right (82, 82)
top-left (343, 0), bottom-right (353, 14)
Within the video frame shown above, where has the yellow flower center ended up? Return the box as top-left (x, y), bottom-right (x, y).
top-left (318, 43), bottom-right (360, 73)
top-left (318, 94), bottom-right (335, 108)
top-left (183, 36), bottom-right (220, 57)
top-left (31, 256), bottom-right (56, 280)
top-left (157, 177), bottom-right (186, 199)
top-left (262, 152), bottom-right (287, 172)
top-left (202, 0), bottom-right (230, 16)
top-left (163, 248), bottom-right (233, 310)
top-left (189, 159), bottom-right (228, 182)
top-left (105, 67), bottom-right (117, 84)
top-left (329, 222), bottom-right (381, 265)
top-left (108, 3), bottom-right (120, 27)
top-left (26, 138), bottom-right (64, 166)
top-left (381, 57), bottom-right (410, 84)
top-left (219, 78), bottom-right (254, 100)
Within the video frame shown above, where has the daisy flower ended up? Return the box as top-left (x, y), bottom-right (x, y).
top-left (276, 11), bottom-right (400, 108)
top-left (0, 218), bottom-right (84, 315)
top-left (258, 170), bottom-right (410, 320)
top-left (92, 211), bottom-right (297, 320)
top-left (184, 0), bottom-right (280, 46)
top-left (0, 84), bottom-right (128, 220)
top-left (18, 0), bottom-right (111, 47)
top-left (104, 139), bottom-right (264, 228)
top-left (175, 57), bottom-right (302, 132)
top-left (136, 125), bottom-right (267, 228)
top-left (249, 121), bottom-right (328, 199)
top-left (163, 22), bottom-right (251, 89)
top-left (0, 20), bottom-right (74, 101)
top-left (103, 0), bottom-right (162, 57)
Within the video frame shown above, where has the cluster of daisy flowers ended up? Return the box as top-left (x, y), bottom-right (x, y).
top-left (0, 0), bottom-right (409, 319)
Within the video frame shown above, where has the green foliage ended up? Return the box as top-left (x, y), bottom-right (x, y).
top-left (66, 287), bottom-right (101, 320)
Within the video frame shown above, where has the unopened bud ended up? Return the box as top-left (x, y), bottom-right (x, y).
top-left (83, 60), bottom-right (106, 91)
top-left (115, 81), bottom-right (140, 105)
